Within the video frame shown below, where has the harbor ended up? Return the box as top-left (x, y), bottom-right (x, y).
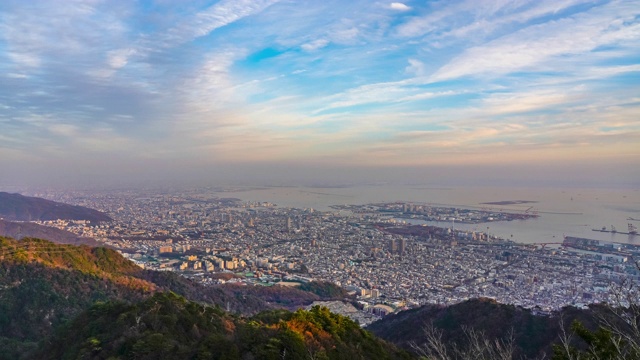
top-left (563, 235), bottom-right (640, 260)
top-left (592, 223), bottom-right (638, 235)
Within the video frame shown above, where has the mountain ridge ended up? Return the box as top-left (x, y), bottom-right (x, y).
top-left (0, 192), bottom-right (112, 222)
top-left (366, 297), bottom-right (603, 359)
top-left (0, 218), bottom-right (102, 246)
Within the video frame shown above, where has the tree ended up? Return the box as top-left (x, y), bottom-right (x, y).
top-left (410, 324), bottom-right (515, 360)
top-left (553, 262), bottom-right (640, 360)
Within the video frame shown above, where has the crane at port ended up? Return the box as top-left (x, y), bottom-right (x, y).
top-left (530, 242), bottom-right (564, 249)
top-left (524, 242), bottom-right (564, 250)
top-left (592, 223), bottom-right (638, 235)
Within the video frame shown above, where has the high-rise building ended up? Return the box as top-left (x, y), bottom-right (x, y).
top-left (388, 238), bottom-right (406, 254)
top-left (286, 217), bottom-right (293, 232)
top-left (159, 246), bottom-right (172, 254)
top-left (388, 239), bottom-right (397, 253)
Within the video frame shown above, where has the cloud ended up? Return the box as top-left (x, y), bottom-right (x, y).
top-left (301, 39), bottom-right (330, 51)
top-left (397, 90), bottom-right (460, 102)
top-left (330, 27), bottom-right (360, 44)
top-left (394, 0), bottom-right (594, 40)
top-left (107, 48), bottom-right (136, 69)
top-left (390, 2), bottom-right (411, 11)
top-left (161, 0), bottom-right (281, 45)
top-left (48, 124), bottom-right (80, 137)
top-left (430, 1), bottom-right (639, 81)
top-left (0, 0), bottom-right (637, 182)
top-left (480, 90), bottom-right (573, 115)
top-left (175, 49), bottom-right (246, 116)
top-left (314, 81), bottom-right (410, 112)
top-left (5, 72), bottom-right (28, 79)
top-left (405, 58), bottom-right (425, 76)
top-left (7, 51), bottom-right (41, 68)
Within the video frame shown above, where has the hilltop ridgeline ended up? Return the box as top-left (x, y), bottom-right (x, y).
top-left (0, 218), bottom-right (103, 246)
top-left (0, 192), bottom-right (112, 222)
top-left (366, 297), bottom-right (607, 359)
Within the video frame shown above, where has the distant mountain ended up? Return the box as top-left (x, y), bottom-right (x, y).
top-left (0, 219), bottom-right (102, 246)
top-left (0, 192), bottom-right (112, 222)
top-left (366, 297), bottom-right (601, 359)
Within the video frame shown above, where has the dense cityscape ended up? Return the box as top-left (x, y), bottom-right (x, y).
top-left (22, 187), bottom-right (639, 324)
top-left (1, 1), bottom-right (637, 357)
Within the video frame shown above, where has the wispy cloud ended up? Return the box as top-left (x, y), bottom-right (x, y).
top-left (161, 0), bottom-right (281, 45)
top-left (431, 1), bottom-right (639, 81)
top-left (301, 39), bottom-right (329, 51)
top-left (0, 0), bottom-right (638, 184)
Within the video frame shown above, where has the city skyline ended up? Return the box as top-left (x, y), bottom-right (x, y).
top-left (1, 0), bottom-right (638, 187)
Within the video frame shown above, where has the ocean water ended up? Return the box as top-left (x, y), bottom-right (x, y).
top-left (217, 185), bottom-right (640, 245)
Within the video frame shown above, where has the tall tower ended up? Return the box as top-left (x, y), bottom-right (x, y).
top-left (287, 217), bottom-right (293, 233)
top-left (399, 238), bottom-right (406, 254)
top-left (388, 239), bottom-right (398, 254)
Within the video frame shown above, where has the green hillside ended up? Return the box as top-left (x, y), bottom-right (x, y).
top-left (0, 237), bottom-right (156, 358)
top-left (35, 292), bottom-right (411, 360)
top-left (0, 236), bottom-right (145, 277)
top-left (366, 297), bottom-right (603, 359)
top-left (0, 237), bottom-right (385, 359)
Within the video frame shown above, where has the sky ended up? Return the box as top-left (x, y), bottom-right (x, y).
top-left (0, 0), bottom-right (638, 188)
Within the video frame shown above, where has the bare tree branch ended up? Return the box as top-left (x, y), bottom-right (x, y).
top-left (411, 323), bottom-right (516, 360)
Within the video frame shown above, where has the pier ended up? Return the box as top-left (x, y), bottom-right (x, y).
top-left (591, 223), bottom-right (638, 235)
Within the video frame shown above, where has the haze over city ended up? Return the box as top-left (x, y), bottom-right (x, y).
top-left (1, 0), bottom-right (638, 188)
top-left (3, 3), bottom-right (640, 358)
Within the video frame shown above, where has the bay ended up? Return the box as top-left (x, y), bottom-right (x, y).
top-left (217, 185), bottom-right (640, 245)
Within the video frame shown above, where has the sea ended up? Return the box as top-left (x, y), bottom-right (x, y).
top-left (216, 185), bottom-right (640, 246)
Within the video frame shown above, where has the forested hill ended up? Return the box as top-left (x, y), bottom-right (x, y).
top-left (0, 236), bottom-right (157, 357)
top-left (0, 237), bottom-right (371, 359)
top-left (366, 297), bottom-right (602, 359)
top-left (0, 191), bottom-right (112, 222)
top-left (34, 292), bottom-right (411, 360)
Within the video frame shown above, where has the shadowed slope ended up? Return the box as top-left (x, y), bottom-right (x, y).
top-left (0, 192), bottom-right (112, 222)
